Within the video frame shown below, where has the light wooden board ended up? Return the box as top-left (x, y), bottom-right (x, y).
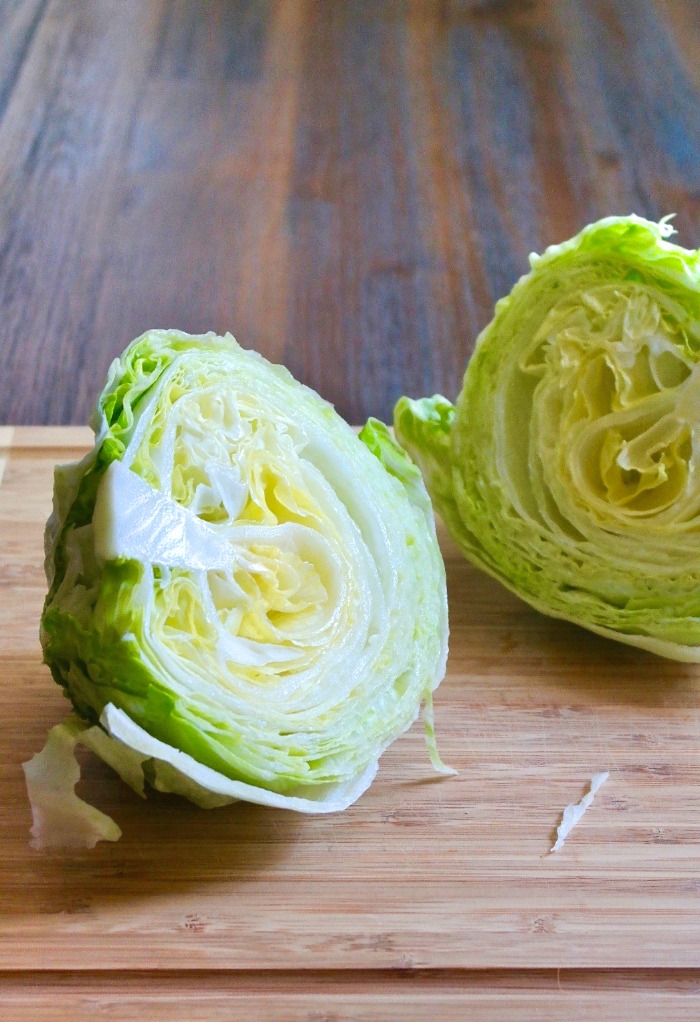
top-left (2, 969), bottom-right (700, 1022)
top-left (1, 429), bottom-right (700, 1015)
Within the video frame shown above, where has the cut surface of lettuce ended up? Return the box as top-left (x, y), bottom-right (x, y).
top-left (395, 216), bottom-right (700, 660)
top-left (34, 330), bottom-right (448, 846)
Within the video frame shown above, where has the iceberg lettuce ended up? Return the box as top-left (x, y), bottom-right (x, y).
top-left (395, 216), bottom-right (700, 660)
top-left (28, 330), bottom-right (449, 846)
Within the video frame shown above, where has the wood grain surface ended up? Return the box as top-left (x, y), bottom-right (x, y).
top-left (2, 429), bottom-right (700, 1019)
top-left (0, 0), bottom-right (698, 427)
top-left (3, 970), bottom-right (700, 1022)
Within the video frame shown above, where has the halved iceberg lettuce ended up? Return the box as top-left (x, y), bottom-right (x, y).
top-left (395, 216), bottom-right (700, 660)
top-left (28, 330), bottom-right (449, 847)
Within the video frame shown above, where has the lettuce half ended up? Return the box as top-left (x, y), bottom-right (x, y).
top-left (395, 215), bottom-right (700, 660)
top-left (29, 330), bottom-right (449, 846)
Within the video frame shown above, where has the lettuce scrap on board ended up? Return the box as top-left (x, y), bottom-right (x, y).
top-left (26, 330), bottom-right (450, 848)
top-left (395, 215), bottom-right (700, 661)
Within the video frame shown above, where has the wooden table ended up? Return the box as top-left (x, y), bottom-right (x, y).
top-left (1, 2), bottom-right (700, 1018)
top-left (0, 0), bottom-right (698, 428)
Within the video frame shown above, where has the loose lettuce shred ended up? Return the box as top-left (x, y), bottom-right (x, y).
top-left (29, 330), bottom-right (449, 847)
top-left (395, 215), bottom-right (700, 660)
top-left (551, 772), bottom-right (609, 853)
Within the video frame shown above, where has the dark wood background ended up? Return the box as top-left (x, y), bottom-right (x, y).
top-left (0, 0), bottom-right (698, 426)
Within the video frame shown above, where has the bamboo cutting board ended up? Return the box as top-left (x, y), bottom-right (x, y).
top-left (2, 428), bottom-right (700, 1019)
